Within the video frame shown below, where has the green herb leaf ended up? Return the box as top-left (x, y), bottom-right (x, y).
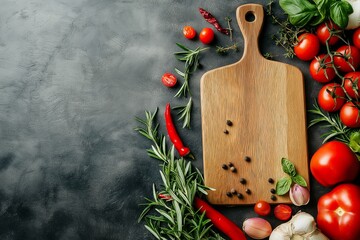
top-left (292, 174), bottom-right (308, 187)
top-left (281, 158), bottom-right (297, 177)
top-left (312, 0), bottom-right (330, 25)
top-left (276, 177), bottom-right (292, 195)
top-left (279, 0), bottom-right (318, 27)
top-left (349, 131), bottom-right (360, 155)
top-left (330, 0), bottom-right (353, 28)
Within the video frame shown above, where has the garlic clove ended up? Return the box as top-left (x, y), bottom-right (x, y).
top-left (290, 184), bottom-right (310, 206)
top-left (242, 217), bottom-right (272, 239)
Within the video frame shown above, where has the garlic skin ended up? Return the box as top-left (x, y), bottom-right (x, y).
top-left (290, 184), bottom-right (310, 206)
top-left (243, 218), bottom-right (272, 239)
top-left (346, 0), bottom-right (360, 30)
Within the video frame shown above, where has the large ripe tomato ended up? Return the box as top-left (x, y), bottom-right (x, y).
top-left (309, 54), bottom-right (336, 83)
top-left (199, 28), bottom-right (214, 44)
top-left (254, 200), bottom-right (271, 216)
top-left (310, 141), bottom-right (360, 187)
top-left (294, 33), bottom-right (320, 61)
top-left (334, 45), bottom-right (360, 72)
top-left (353, 28), bottom-right (360, 49)
top-left (318, 83), bottom-right (346, 112)
top-left (316, 21), bottom-right (340, 46)
top-left (340, 102), bottom-right (360, 128)
top-left (317, 184), bottom-right (360, 240)
top-left (344, 71), bottom-right (360, 98)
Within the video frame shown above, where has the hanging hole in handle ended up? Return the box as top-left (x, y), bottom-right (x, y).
top-left (245, 11), bottom-right (255, 22)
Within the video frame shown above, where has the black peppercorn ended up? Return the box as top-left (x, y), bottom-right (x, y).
top-left (230, 166), bottom-right (237, 173)
top-left (228, 162), bottom-right (234, 167)
top-left (226, 192), bottom-right (232, 197)
top-left (244, 156), bottom-right (251, 162)
top-left (222, 164), bottom-right (228, 170)
top-left (237, 193), bottom-right (244, 199)
top-left (239, 178), bottom-right (247, 184)
top-left (270, 188), bottom-right (276, 194)
top-left (230, 188), bottom-right (237, 195)
top-left (224, 130), bottom-right (229, 134)
top-left (245, 188), bottom-right (251, 194)
top-left (268, 178), bottom-right (274, 184)
top-left (270, 195), bottom-right (277, 201)
top-left (226, 120), bottom-right (233, 126)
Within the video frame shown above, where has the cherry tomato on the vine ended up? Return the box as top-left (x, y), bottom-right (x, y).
top-left (274, 204), bottom-right (292, 221)
top-left (182, 26), bottom-right (196, 40)
top-left (344, 72), bottom-right (360, 98)
top-left (309, 54), bottom-right (336, 83)
top-left (199, 27), bottom-right (214, 44)
top-left (353, 28), bottom-right (360, 49)
top-left (161, 73), bottom-right (177, 88)
top-left (318, 83), bottom-right (346, 112)
top-left (294, 33), bottom-right (320, 61)
top-left (340, 102), bottom-right (360, 128)
top-left (254, 200), bottom-right (271, 216)
top-left (316, 21), bottom-right (340, 46)
top-left (334, 45), bottom-right (360, 72)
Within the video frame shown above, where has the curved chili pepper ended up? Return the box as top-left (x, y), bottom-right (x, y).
top-left (194, 197), bottom-right (247, 240)
top-left (199, 8), bottom-right (229, 35)
top-left (165, 103), bottom-right (190, 157)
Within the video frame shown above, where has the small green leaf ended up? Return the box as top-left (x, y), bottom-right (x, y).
top-left (281, 158), bottom-right (297, 177)
top-left (292, 174), bottom-right (308, 187)
top-left (276, 177), bottom-right (292, 195)
top-left (349, 131), bottom-right (360, 154)
top-left (279, 0), bottom-right (318, 27)
top-left (330, 1), bottom-right (353, 28)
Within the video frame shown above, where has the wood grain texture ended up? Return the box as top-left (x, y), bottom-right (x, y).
top-left (200, 4), bottom-right (309, 205)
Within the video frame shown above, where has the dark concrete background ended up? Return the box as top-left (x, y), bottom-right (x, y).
top-left (0, 0), bottom-right (334, 239)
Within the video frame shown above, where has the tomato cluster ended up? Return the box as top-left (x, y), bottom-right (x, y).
top-left (296, 22), bottom-right (360, 128)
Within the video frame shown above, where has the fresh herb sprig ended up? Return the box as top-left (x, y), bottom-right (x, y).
top-left (216, 43), bottom-right (239, 55)
top-left (276, 158), bottom-right (307, 195)
top-left (173, 97), bottom-right (193, 129)
top-left (135, 109), bottom-right (221, 240)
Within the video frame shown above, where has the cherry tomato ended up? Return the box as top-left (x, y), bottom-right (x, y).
top-left (274, 204), bottom-right (292, 221)
top-left (340, 102), bottom-right (360, 128)
top-left (310, 141), bottom-right (360, 187)
top-left (334, 45), bottom-right (360, 72)
top-left (294, 33), bottom-right (320, 61)
top-left (161, 73), bottom-right (177, 88)
top-left (254, 200), bottom-right (271, 216)
top-left (317, 184), bottom-right (360, 240)
top-left (344, 71), bottom-right (360, 98)
top-left (182, 26), bottom-right (196, 40)
top-left (309, 54), bottom-right (336, 83)
top-left (199, 28), bottom-right (214, 44)
top-left (318, 83), bottom-right (346, 112)
top-left (353, 28), bottom-right (360, 49)
top-left (316, 21), bottom-right (340, 46)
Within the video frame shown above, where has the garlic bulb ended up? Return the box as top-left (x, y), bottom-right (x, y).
top-left (346, 0), bottom-right (360, 29)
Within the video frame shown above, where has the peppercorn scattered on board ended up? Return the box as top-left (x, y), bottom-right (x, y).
top-left (200, 4), bottom-right (309, 205)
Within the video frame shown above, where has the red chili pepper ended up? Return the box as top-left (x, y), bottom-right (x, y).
top-left (158, 193), bottom-right (172, 201)
top-left (194, 197), bottom-right (246, 240)
top-left (165, 103), bottom-right (191, 157)
top-left (199, 8), bottom-right (229, 35)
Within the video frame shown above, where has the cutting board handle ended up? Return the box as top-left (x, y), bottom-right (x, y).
top-left (236, 4), bottom-right (264, 59)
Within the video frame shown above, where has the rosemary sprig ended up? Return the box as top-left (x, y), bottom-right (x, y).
top-left (173, 97), bottom-right (193, 129)
top-left (135, 109), bottom-right (221, 240)
top-left (174, 43), bottom-right (208, 98)
top-left (308, 101), bottom-right (351, 143)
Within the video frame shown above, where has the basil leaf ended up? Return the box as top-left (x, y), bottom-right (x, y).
top-left (279, 0), bottom-right (318, 27)
top-left (349, 132), bottom-right (360, 154)
top-left (281, 158), bottom-right (297, 177)
top-left (312, 0), bottom-right (330, 26)
top-left (292, 174), bottom-right (308, 187)
top-left (276, 177), bottom-right (292, 195)
top-left (330, 1), bottom-right (354, 28)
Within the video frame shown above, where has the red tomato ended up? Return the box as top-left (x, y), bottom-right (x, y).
top-left (316, 21), bottom-right (340, 45)
top-left (310, 141), bottom-right (360, 187)
top-left (340, 102), bottom-right (360, 128)
top-left (353, 28), bottom-right (360, 49)
top-left (344, 72), bottom-right (360, 98)
top-left (254, 200), bottom-right (271, 216)
top-left (334, 45), bottom-right (360, 72)
top-left (161, 73), bottom-right (177, 87)
top-left (199, 28), bottom-right (214, 44)
top-left (309, 54), bottom-right (336, 83)
top-left (317, 184), bottom-right (360, 240)
top-left (318, 83), bottom-right (346, 112)
top-left (274, 204), bottom-right (292, 221)
top-left (182, 26), bottom-right (196, 40)
top-left (294, 33), bottom-right (320, 61)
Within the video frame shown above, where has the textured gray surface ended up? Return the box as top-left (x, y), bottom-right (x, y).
top-left (0, 0), bottom-right (328, 239)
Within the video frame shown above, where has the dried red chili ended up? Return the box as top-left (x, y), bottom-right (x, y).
top-left (199, 8), bottom-right (229, 35)
top-left (165, 103), bottom-right (191, 157)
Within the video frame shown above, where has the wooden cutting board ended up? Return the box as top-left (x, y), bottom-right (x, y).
top-left (200, 4), bottom-right (309, 205)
